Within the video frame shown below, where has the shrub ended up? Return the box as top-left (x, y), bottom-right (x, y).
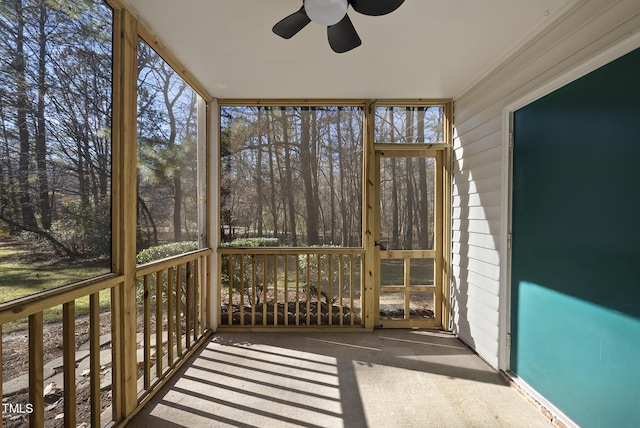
top-left (220, 237), bottom-right (278, 306)
top-left (136, 241), bottom-right (198, 265)
top-left (135, 241), bottom-right (199, 306)
top-left (220, 237), bottom-right (279, 248)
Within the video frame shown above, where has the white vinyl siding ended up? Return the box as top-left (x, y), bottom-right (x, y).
top-left (451, 0), bottom-right (640, 369)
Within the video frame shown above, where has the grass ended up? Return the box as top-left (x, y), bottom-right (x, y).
top-left (0, 240), bottom-right (112, 332)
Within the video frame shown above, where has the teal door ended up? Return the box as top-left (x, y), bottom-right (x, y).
top-left (510, 48), bottom-right (640, 428)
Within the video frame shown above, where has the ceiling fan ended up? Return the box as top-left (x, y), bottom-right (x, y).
top-left (272, 0), bottom-right (405, 53)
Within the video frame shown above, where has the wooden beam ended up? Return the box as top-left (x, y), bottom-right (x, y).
top-left (111, 7), bottom-right (139, 419)
top-left (363, 103), bottom-right (376, 329)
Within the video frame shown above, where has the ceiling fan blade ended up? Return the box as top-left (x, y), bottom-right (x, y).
top-left (348, 0), bottom-right (405, 16)
top-left (327, 14), bottom-right (361, 53)
top-left (272, 6), bottom-right (311, 39)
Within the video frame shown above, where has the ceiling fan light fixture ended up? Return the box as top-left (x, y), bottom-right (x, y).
top-left (304, 0), bottom-right (348, 26)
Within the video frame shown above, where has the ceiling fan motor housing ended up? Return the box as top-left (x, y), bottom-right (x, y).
top-left (304, 0), bottom-right (349, 26)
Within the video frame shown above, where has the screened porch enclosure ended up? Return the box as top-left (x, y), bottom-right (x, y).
top-left (216, 102), bottom-right (451, 331)
top-left (0, 1), bottom-right (451, 427)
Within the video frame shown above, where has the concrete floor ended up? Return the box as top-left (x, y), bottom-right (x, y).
top-left (129, 330), bottom-right (551, 428)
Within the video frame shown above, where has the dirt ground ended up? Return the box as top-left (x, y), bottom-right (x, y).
top-left (2, 313), bottom-right (112, 427)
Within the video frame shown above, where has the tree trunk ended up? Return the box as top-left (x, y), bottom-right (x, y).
top-left (337, 107), bottom-right (349, 246)
top-left (256, 107), bottom-right (263, 236)
top-left (280, 108), bottom-right (297, 246)
top-left (299, 107), bottom-right (319, 245)
top-left (78, 126), bottom-right (91, 207)
top-left (403, 108), bottom-right (414, 249)
top-left (15, 0), bottom-right (37, 229)
top-left (389, 109), bottom-right (400, 249)
top-left (266, 108), bottom-right (279, 238)
top-left (36, 0), bottom-right (51, 229)
top-left (162, 67), bottom-right (186, 241)
top-left (0, 96), bottom-right (19, 225)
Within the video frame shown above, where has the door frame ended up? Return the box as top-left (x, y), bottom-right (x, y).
top-left (373, 148), bottom-right (446, 328)
top-left (500, 34), bottom-right (640, 370)
top-left (363, 101), bottom-right (452, 330)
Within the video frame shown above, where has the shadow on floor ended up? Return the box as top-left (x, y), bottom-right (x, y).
top-left (129, 330), bottom-right (551, 428)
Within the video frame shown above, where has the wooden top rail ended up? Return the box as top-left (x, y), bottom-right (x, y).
top-left (0, 273), bottom-right (123, 325)
top-left (136, 248), bottom-right (213, 277)
top-left (0, 248), bottom-right (213, 325)
top-left (381, 250), bottom-right (437, 259)
top-left (373, 143), bottom-right (452, 151)
top-left (217, 247), bottom-right (364, 255)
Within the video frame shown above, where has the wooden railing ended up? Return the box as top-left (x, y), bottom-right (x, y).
top-left (0, 248), bottom-right (212, 427)
top-left (218, 248), bottom-right (364, 329)
top-left (135, 250), bottom-right (211, 403)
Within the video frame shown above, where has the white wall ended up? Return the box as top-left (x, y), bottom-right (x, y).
top-left (451, 0), bottom-right (640, 369)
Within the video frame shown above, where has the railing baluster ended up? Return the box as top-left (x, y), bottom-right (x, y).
top-left (350, 254), bottom-right (355, 326)
top-left (155, 271), bottom-right (163, 378)
top-left (262, 254), bottom-right (267, 326)
top-left (317, 254), bottom-right (322, 326)
top-left (192, 260), bottom-right (198, 343)
top-left (339, 255), bottom-right (344, 326)
top-left (167, 267), bottom-right (175, 367)
top-left (239, 256), bottom-right (244, 326)
top-left (306, 254), bottom-right (311, 326)
top-left (273, 254), bottom-right (278, 326)
top-left (251, 255), bottom-right (256, 326)
top-left (143, 274), bottom-right (151, 390)
top-left (328, 255), bottom-right (333, 326)
top-left (175, 263), bottom-right (183, 357)
top-left (89, 292), bottom-right (101, 428)
top-left (63, 301), bottom-right (76, 428)
top-left (186, 261), bottom-right (193, 349)
top-left (295, 255), bottom-right (300, 326)
top-left (227, 256), bottom-right (233, 326)
top-left (29, 312), bottom-right (44, 428)
top-left (284, 255), bottom-right (289, 326)
top-left (200, 257), bottom-right (206, 335)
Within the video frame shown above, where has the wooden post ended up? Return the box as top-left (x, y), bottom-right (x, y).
top-left (363, 101), bottom-right (376, 329)
top-left (111, 7), bottom-right (138, 419)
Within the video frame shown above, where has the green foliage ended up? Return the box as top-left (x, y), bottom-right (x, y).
top-left (135, 241), bottom-right (198, 305)
top-left (220, 237), bottom-right (279, 248)
top-left (136, 241), bottom-right (198, 265)
top-left (220, 238), bottom-right (279, 306)
top-left (297, 244), bottom-right (339, 272)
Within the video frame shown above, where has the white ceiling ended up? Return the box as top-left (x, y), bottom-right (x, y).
top-left (125, 0), bottom-right (575, 100)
